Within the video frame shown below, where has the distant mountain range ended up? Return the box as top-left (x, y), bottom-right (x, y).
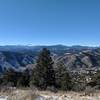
top-left (0, 45), bottom-right (99, 73)
top-left (0, 45), bottom-right (96, 53)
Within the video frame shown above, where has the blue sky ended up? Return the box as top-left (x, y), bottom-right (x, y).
top-left (0, 0), bottom-right (100, 46)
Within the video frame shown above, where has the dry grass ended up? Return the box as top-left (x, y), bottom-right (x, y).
top-left (0, 88), bottom-right (100, 100)
top-left (0, 87), bottom-right (38, 100)
top-left (37, 90), bottom-right (100, 100)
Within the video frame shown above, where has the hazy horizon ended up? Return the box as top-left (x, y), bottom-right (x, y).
top-left (0, 44), bottom-right (100, 47)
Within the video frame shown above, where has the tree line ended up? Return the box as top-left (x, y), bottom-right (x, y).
top-left (0, 48), bottom-right (100, 91)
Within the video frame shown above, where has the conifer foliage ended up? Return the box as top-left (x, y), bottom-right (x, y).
top-left (31, 48), bottom-right (55, 89)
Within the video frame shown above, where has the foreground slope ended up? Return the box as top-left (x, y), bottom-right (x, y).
top-left (0, 89), bottom-right (100, 100)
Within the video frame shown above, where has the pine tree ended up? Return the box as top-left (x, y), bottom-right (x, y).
top-left (17, 69), bottom-right (30, 87)
top-left (3, 68), bottom-right (18, 86)
top-left (55, 61), bottom-right (72, 90)
top-left (31, 48), bottom-right (55, 89)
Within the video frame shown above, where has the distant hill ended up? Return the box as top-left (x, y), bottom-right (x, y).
top-left (0, 45), bottom-right (99, 73)
top-left (56, 48), bottom-right (100, 72)
top-left (0, 45), bottom-right (95, 53)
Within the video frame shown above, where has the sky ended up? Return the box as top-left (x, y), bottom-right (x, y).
top-left (0, 0), bottom-right (100, 46)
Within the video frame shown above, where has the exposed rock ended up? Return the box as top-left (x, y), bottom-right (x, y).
top-left (0, 46), bottom-right (100, 73)
top-left (56, 49), bottom-right (100, 72)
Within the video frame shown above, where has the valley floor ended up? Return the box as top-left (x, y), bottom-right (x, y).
top-left (0, 88), bottom-right (100, 100)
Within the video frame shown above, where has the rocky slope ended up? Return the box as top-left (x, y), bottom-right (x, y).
top-left (0, 51), bottom-right (35, 73)
top-left (0, 45), bottom-right (99, 73)
top-left (56, 49), bottom-right (100, 72)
